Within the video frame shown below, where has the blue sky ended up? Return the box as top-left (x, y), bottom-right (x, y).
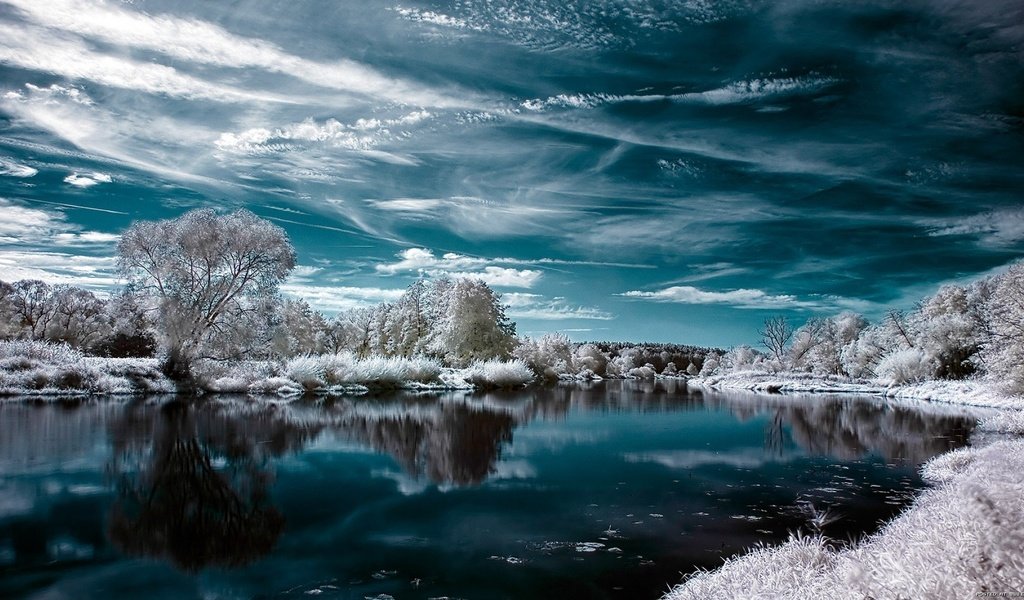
top-left (0, 0), bottom-right (1022, 347)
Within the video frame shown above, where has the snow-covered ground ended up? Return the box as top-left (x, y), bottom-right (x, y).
top-left (690, 370), bottom-right (1024, 410)
top-left (664, 436), bottom-right (1024, 600)
top-left (666, 371), bottom-right (1024, 599)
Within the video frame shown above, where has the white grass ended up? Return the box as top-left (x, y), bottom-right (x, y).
top-left (0, 340), bottom-right (172, 396)
top-left (665, 438), bottom-right (1024, 600)
top-left (461, 359), bottom-right (535, 389)
top-left (691, 371), bottom-right (1024, 410)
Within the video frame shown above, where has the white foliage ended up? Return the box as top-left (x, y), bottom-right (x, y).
top-left (874, 348), bottom-right (938, 385)
top-left (462, 359), bottom-right (534, 388)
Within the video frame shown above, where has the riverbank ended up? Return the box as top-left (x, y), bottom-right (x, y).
top-left (664, 377), bottom-right (1024, 600)
top-left (0, 341), bottom-right (536, 397)
top-left (690, 370), bottom-right (1024, 410)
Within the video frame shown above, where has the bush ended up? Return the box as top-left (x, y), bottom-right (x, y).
top-left (463, 359), bottom-right (534, 389)
top-left (875, 348), bottom-right (937, 385)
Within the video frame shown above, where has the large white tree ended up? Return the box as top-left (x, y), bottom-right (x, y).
top-left (118, 209), bottom-right (296, 379)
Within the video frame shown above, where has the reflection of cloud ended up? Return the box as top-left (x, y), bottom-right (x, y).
top-left (623, 449), bottom-right (790, 470)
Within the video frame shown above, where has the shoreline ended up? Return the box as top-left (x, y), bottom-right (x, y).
top-left (664, 374), bottom-right (1024, 600)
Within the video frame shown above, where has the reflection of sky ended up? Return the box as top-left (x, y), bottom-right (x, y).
top-left (2, 1), bottom-right (1022, 345)
top-left (0, 388), bottom-right (978, 598)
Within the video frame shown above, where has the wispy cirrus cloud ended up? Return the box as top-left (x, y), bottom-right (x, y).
top-left (923, 207), bottom-right (1024, 247)
top-left (2, 0), bottom-right (470, 107)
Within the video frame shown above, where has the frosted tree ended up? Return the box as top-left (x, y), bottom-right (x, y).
top-left (118, 209), bottom-right (296, 379)
top-left (271, 298), bottom-right (329, 357)
top-left (760, 316), bottom-right (793, 364)
top-left (5, 279), bottom-right (57, 340)
top-left (46, 285), bottom-right (111, 349)
top-left (911, 284), bottom-right (986, 379)
top-left (426, 278), bottom-right (516, 366)
top-left (331, 306), bottom-right (376, 357)
top-left (791, 312), bottom-right (867, 375)
top-left (984, 262), bottom-right (1024, 393)
top-left (390, 279), bottom-right (429, 357)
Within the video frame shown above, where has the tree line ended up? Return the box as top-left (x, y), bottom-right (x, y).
top-left (1, 209), bottom-right (517, 382)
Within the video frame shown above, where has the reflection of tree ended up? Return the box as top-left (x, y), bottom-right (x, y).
top-left (701, 392), bottom-right (976, 464)
top-left (106, 401), bottom-right (321, 571)
top-left (338, 402), bottom-right (515, 486)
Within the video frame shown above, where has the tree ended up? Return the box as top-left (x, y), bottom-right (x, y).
top-left (984, 262), bottom-right (1024, 393)
top-left (760, 316), bottom-right (793, 364)
top-left (426, 278), bottom-right (516, 366)
top-left (118, 209), bottom-right (296, 380)
top-left (6, 280), bottom-right (57, 340)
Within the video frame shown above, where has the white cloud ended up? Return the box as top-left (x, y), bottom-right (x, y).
top-left (924, 207), bottom-right (1024, 247)
top-left (0, 23), bottom-right (283, 103)
top-left (502, 292), bottom-right (612, 321)
top-left (620, 285), bottom-right (809, 309)
top-left (0, 250), bottom-right (118, 289)
top-left (280, 282), bottom-right (405, 313)
top-left (519, 76), bottom-right (839, 112)
top-left (0, 158), bottom-right (37, 178)
top-left (446, 266), bottom-right (542, 288)
top-left (0, 199), bottom-right (120, 247)
top-left (376, 248), bottom-right (485, 274)
top-left (373, 248), bottom-right (541, 288)
top-left (623, 449), bottom-right (792, 470)
top-left (0, 200), bottom-right (64, 242)
top-left (215, 112), bottom-right (434, 156)
top-left (63, 172), bottom-right (112, 188)
top-left (3, 0), bottom-right (466, 107)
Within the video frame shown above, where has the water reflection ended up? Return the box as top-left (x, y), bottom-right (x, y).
top-left (0, 381), bottom-right (985, 593)
top-left (105, 401), bottom-right (310, 571)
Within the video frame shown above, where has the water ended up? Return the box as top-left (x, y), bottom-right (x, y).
top-left (0, 380), bottom-right (978, 599)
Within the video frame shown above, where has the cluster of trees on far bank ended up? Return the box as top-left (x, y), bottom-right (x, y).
top-left (0, 209), bottom-right (521, 387)
top-left (700, 265), bottom-right (1024, 394)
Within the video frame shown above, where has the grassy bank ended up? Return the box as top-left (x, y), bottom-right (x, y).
top-left (664, 403), bottom-right (1024, 599)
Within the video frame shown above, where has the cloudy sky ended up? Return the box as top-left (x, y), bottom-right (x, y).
top-left (0, 0), bottom-right (1021, 346)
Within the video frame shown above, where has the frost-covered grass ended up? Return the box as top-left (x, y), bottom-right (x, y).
top-left (461, 359), bottom-right (535, 389)
top-left (665, 437), bottom-right (1024, 600)
top-left (0, 340), bottom-right (173, 396)
top-left (691, 370), bottom-right (1024, 410)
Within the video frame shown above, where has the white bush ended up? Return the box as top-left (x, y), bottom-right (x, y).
top-left (463, 359), bottom-right (534, 388)
top-left (285, 355), bottom-right (326, 390)
top-left (874, 348), bottom-right (937, 385)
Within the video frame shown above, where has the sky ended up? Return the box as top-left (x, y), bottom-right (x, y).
top-left (0, 0), bottom-right (1022, 347)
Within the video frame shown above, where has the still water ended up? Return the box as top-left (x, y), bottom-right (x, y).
top-left (0, 380), bottom-right (977, 599)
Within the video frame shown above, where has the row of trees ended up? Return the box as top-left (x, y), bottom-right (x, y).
top-left (1, 209), bottom-right (518, 381)
top-left (732, 264), bottom-right (1024, 392)
top-left (0, 279), bottom-right (155, 357)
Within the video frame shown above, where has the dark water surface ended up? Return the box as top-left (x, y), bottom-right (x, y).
top-left (0, 381), bottom-right (977, 599)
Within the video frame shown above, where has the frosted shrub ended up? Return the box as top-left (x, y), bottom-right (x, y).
top-left (627, 364), bottom-right (657, 379)
top-left (464, 359), bottom-right (534, 389)
top-left (875, 348), bottom-right (937, 385)
top-left (513, 333), bottom-right (576, 380)
top-left (574, 343), bottom-right (608, 376)
top-left (285, 355), bottom-right (326, 390)
top-left (319, 352), bottom-right (442, 387)
top-left (0, 340), bottom-right (83, 364)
